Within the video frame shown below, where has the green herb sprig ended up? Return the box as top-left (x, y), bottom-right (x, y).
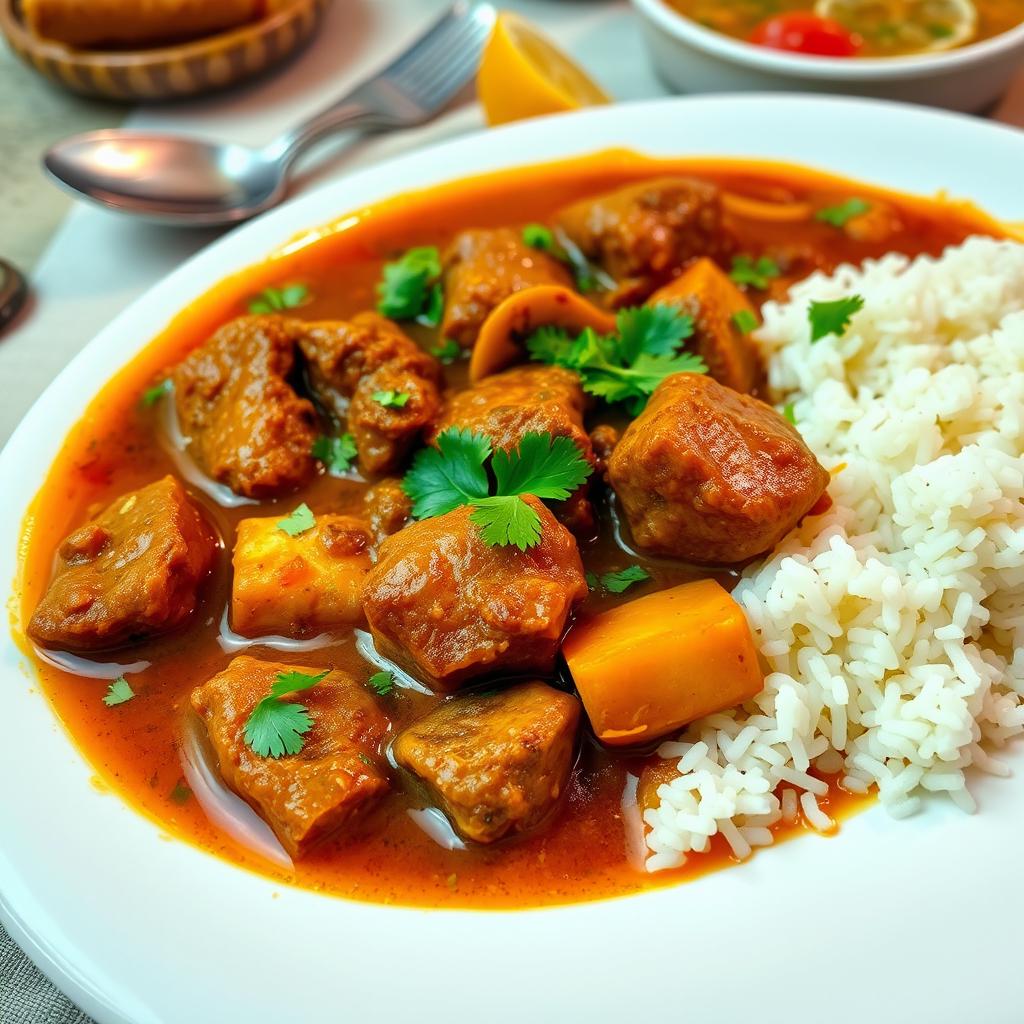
top-left (244, 669), bottom-right (329, 759)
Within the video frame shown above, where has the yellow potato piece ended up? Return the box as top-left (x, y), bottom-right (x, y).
top-left (563, 579), bottom-right (764, 747)
top-left (231, 513), bottom-right (373, 638)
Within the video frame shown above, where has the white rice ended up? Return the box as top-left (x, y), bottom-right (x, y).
top-left (643, 236), bottom-right (1024, 870)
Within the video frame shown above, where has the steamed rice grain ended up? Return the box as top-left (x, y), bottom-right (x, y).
top-left (643, 237), bottom-right (1024, 870)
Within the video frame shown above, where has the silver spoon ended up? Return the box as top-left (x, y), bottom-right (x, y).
top-left (43, 2), bottom-right (496, 227)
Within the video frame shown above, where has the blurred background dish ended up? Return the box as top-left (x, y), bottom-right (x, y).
top-left (0, 0), bottom-right (330, 101)
top-left (632, 0), bottom-right (1024, 110)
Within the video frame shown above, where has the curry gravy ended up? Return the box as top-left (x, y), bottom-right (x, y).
top-left (15, 153), bottom-right (1005, 908)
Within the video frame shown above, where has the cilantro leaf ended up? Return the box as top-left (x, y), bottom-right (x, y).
top-left (419, 282), bottom-right (444, 327)
top-left (526, 304), bottom-right (705, 414)
top-left (431, 339), bottom-right (461, 364)
top-left (368, 671), bottom-right (395, 696)
top-left (248, 283), bottom-right (309, 314)
top-left (376, 246), bottom-right (443, 321)
top-left (312, 434), bottom-right (357, 475)
top-left (141, 379), bottom-right (171, 407)
top-left (808, 295), bottom-right (865, 343)
top-left (103, 677), bottom-right (135, 707)
top-left (373, 390), bottom-right (410, 409)
top-left (815, 198), bottom-right (871, 228)
top-left (490, 432), bottom-right (592, 501)
top-left (730, 255), bottom-right (780, 290)
top-left (615, 305), bottom-right (694, 361)
top-left (169, 782), bottom-right (192, 805)
top-left (244, 669), bottom-right (329, 759)
top-left (522, 223), bottom-right (554, 250)
top-left (402, 428), bottom-right (491, 519)
top-left (276, 503), bottom-right (316, 537)
top-left (585, 571), bottom-right (599, 590)
top-left (783, 402), bottom-right (797, 425)
top-left (600, 565), bottom-right (651, 594)
top-left (469, 496), bottom-right (542, 552)
top-left (731, 308), bottom-right (758, 335)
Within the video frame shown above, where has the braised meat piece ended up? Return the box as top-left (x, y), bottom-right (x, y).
top-left (441, 228), bottom-right (573, 349)
top-left (191, 656), bottom-right (390, 858)
top-left (394, 681), bottom-right (580, 844)
top-left (557, 177), bottom-right (732, 306)
top-left (432, 365), bottom-right (597, 534)
top-left (361, 498), bottom-right (588, 692)
top-left (648, 258), bottom-right (762, 394)
top-left (298, 313), bottom-right (443, 475)
top-left (363, 477), bottom-right (412, 541)
top-left (608, 373), bottom-right (830, 564)
top-left (231, 514), bottom-right (374, 637)
top-left (29, 476), bottom-right (215, 651)
top-left (173, 316), bottom-right (318, 498)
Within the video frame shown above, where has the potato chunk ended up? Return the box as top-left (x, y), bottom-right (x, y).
top-left (361, 499), bottom-right (588, 692)
top-left (563, 580), bottom-right (764, 747)
top-left (393, 681), bottom-right (580, 843)
top-left (231, 514), bottom-right (373, 637)
top-left (191, 656), bottom-right (389, 858)
top-left (648, 258), bottom-right (761, 394)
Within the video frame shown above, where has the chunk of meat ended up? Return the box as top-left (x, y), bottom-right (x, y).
top-left (588, 424), bottom-right (619, 476)
top-left (191, 656), bottom-right (390, 858)
top-left (363, 477), bottom-right (412, 541)
top-left (361, 498), bottom-right (588, 692)
top-left (432, 365), bottom-right (597, 535)
top-left (173, 316), bottom-right (318, 498)
top-left (557, 177), bottom-right (733, 306)
top-left (231, 514), bottom-right (373, 637)
top-left (393, 681), bottom-right (580, 843)
top-left (298, 313), bottom-right (442, 475)
top-left (28, 476), bottom-right (215, 651)
top-left (441, 229), bottom-right (573, 349)
top-left (608, 373), bottom-right (830, 564)
top-left (649, 258), bottom-right (762, 394)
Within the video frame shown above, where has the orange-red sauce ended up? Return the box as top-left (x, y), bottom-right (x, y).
top-left (13, 152), bottom-right (1004, 909)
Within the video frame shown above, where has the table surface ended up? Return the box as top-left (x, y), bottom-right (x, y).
top-left (0, 1), bottom-right (1022, 1020)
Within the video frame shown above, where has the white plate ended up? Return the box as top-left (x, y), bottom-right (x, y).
top-left (3, 96), bottom-right (1024, 1024)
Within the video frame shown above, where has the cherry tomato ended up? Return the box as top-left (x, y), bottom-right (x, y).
top-left (750, 12), bottom-right (862, 57)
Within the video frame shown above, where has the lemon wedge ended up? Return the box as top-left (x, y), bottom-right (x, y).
top-left (477, 12), bottom-right (610, 127)
top-left (814, 0), bottom-right (977, 53)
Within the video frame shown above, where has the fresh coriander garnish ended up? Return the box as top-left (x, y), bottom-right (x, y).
top-left (729, 255), bottom-right (780, 290)
top-left (526, 304), bottom-right (705, 414)
top-left (402, 428), bottom-right (592, 551)
top-left (169, 782), bottom-right (192, 805)
top-left (248, 283), bottom-right (309, 314)
top-left (368, 670), bottom-right (395, 696)
top-left (783, 402), bottom-right (797, 425)
top-left (244, 669), bottom-right (329, 759)
top-left (522, 223), bottom-right (555, 250)
top-left (312, 434), bottom-right (357, 475)
top-left (808, 295), bottom-right (865, 343)
top-left (585, 571), bottom-right (599, 590)
top-left (103, 677), bottom-right (135, 707)
top-left (376, 246), bottom-right (443, 324)
top-left (372, 390), bottom-right (410, 409)
top-left (599, 565), bottom-right (651, 594)
top-left (430, 339), bottom-right (461, 364)
top-left (357, 752), bottom-right (374, 767)
top-left (814, 198), bottom-right (871, 228)
top-left (731, 309), bottom-right (758, 335)
top-left (276, 503), bottom-right (316, 537)
top-left (141, 379), bottom-right (171, 407)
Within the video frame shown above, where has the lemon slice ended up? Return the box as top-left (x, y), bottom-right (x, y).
top-left (477, 12), bottom-right (610, 127)
top-left (814, 0), bottom-right (977, 52)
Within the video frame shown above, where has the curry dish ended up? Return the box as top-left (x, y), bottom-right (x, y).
top-left (17, 154), bottom-right (1002, 908)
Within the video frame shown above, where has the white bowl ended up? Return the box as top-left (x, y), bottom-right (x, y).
top-left (3, 96), bottom-right (1024, 1024)
top-left (632, 0), bottom-right (1024, 112)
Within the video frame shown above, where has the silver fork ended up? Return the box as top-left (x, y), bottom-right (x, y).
top-left (43, 2), bottom-right (498, 225)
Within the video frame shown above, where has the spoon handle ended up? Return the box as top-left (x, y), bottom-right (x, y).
top-left (262, 97), bottom-right (388, 171)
